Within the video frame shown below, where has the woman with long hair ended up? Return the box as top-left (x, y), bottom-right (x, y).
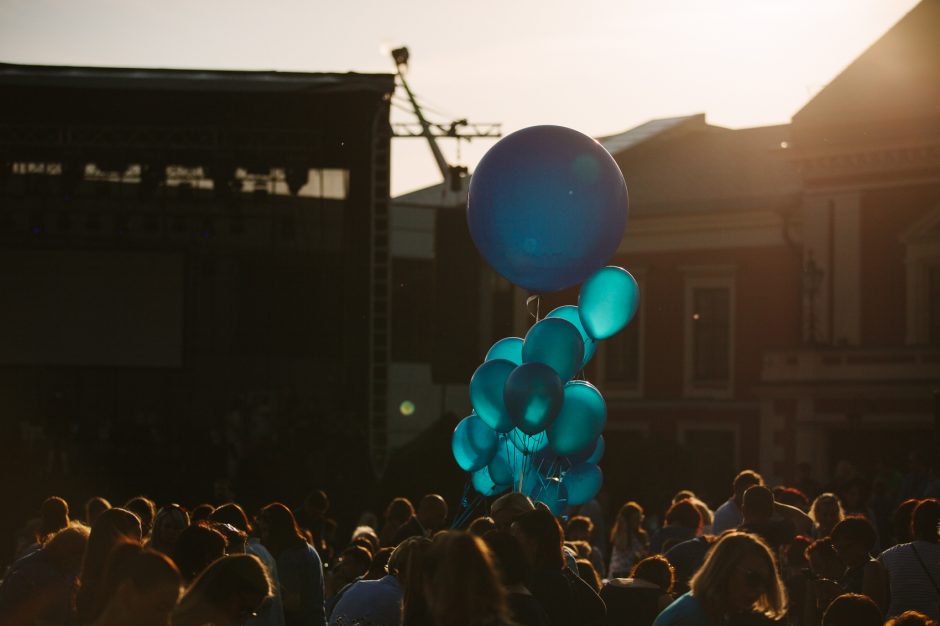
top-left (148, 504), bottom-right (190, 556)
top-left (809, 494), bottom-right (845, 539)
top-left (484, 530), bottom-right (550, 626)
top-left (75, 507), bottom-right (143, 624)
top-left (258, 502), bottom-right (326, 626)
top-left (172, 554), bottom-right (272, 626)
top-left (422, 531), bottom-right (518, 626)
top-left (653, 532), bottom-right (787, 626)
top-left (89, 540), bottom-right (181, 626)
top-left (609, 502), bottom-right (649, 579)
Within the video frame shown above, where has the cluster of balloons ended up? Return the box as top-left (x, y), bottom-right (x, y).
top-left (451, 125), bottom-right (634, 515)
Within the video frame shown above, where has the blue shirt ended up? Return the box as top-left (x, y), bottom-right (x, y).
top-left (277, 543), bottom-right (326, 626)
top-left (652, 592), bottom-right (710, 626)
top-left (328, 575), bottom-right (402, 626)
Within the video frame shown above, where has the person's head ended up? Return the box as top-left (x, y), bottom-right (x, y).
top-left (94, 541), bottom-right (181, 626)
top-left (416, 494), bottom-right (448, 532)
top-left (76, 508), bottom-right (144, 623)
top-left (690, 498), bottom-right (714, 529)
top-left (209, 503), bottom-right (252, 534)
top-left (422, 531), bottom-right (513, 626)
top-left (490, 492), bottom-right (535, 531)
top-left (333, 545), bottom-right (373, 581)
top-left (171, 554), bottom-right (272, 626)
top-left (210, 522), bottom-right (248, 554)
top-left (576, 559), bottom-right (601, 591)
top-left (151, 505), bottom-right (190, 554)
top-left (632, 555), bottom-right (675, 593)
top-left (664, 499), bottom-right (703, 534)
top-left (384, 497), bottom-right (415, 525)
top-left (566, 540), bottom-right (592, 559)
top-left (172, 523), bottom-right (227, 584)
top-left (689, 531), bottom-right (786, 619)
top-left (468, 516), bottom-right (496, 536)
top-left (191, 504), bottom-right (215, 523)
top-left (39, 496), bottom-right (70, 540)
top-left (786, 535), bottom-right (812, 569)
top-left (511, 506), bottom-right (564, 572)
top-left (830, 516), bottom-right (877, 567)
top-left (304, 490), bottom-right (330, 515)
top-left (773, 486), bottom-right (809, 511)
top-left (611, 501), bottom-right (645, 547)
top-left (673, 490), bottom-right (696, 503)
top-left (366, 547), bottom-right (394, 579)
top-left (886, 611), bottom-right (939, 626)
top-left (805, 538), bottom-right (844, 580)
top-left (124, 497), bottom-right (157, 537)
top-left (42, 523), bottom-right (90, 575)
top-left (350, 525), bottom-right (380, 555)
top-left (742, 486), bottom-right (775, 525)
top-left (894, 499), bottom-right (920, 544)
top-left (257, 502), bottom-right (305, 556)
top-left (391, 536), bottom-right (433, 625)
top-left (911, 498), bottom-right (940, 542)
top-left (483, 529), bottom-right (531, 587)
top-left (85, 497), bottom-right (112, 526)
top-left (810, 493), bottom-right (845, 537)
top-left (566, 516), bottom-right (594, 543)
top-left (821, 593), bottom-right (882, 626)
top-left (733, 470), bottom-right (765, 506)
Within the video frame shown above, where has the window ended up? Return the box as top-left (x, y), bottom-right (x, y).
top-left (597, 271), bottom-right (644, 396)
top-left (683, 267), bottom-right (735, 398)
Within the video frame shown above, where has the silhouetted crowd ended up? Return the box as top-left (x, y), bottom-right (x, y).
top-left (2, 455), bottom-right (940, 626)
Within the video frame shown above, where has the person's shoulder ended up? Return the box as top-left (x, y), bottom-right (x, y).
top-left (654, 593), bottom-right (707, 625)
top-left (878, 542), bottom-right (907, 562)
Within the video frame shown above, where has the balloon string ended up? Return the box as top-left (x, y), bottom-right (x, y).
top-left (452, 494), bottom-right (483, 529)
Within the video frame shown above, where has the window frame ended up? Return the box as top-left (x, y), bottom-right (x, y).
top-left (682, 266), bottom-right (736, 399)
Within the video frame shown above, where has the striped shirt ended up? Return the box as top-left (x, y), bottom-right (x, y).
top-left (879, 540), bottom-right (940, 620)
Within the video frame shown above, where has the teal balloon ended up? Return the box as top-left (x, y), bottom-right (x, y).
top-left (508, 428), bottom-right (549, 455)
top-left (578, 266), bottom-right (639, 340)
top-left (547, 381), bottom-right (607, 455)
top-left (504, 362), bottom-right (564, 435)
top-left (451, 413), bottom-right (499, 472)
top-left (472, 466), bottom-right (510, 497)
top-left (470, 359), bottom-right (516, 433)
top-left (531, 477), bottom-right (568, 516)
top-left (522, 318), bottom-right (584, 381)
top-left (487, 444), bottom-right (516, 486)
top-left (546, 305), bottom-right (596, 368)
top-left (568, 435), bottom-right (605, 465)
top-left (563, 463), bottom-right (603, 506)
top-left (485, 337), bottom-right (524, 366)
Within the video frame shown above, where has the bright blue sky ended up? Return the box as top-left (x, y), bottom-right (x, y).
top-left (0, 0), bottom-right (921, 195)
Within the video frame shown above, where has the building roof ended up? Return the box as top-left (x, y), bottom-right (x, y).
top-left (596, 114), bottom-right (707, 155)
top-left (0, 63), bottom-right (395, 95)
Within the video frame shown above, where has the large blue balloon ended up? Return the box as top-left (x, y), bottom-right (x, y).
top-left (469, 359), bottom-right (516, 433)
top-left (467, 125), bottom-right (629, 293)
top-left (508, 428), bottom-right (549, 455)
top-left (485, 337), bottom-right (524, 366)
top-left (504, 362), bottom-right (564, 435)
top-left (472, 466), bottom-right (509, 497)
top-left (567, 435), bottom-right (605, 465)
top-left (546, 305), bottom-right (596, 368)
top-left (531, 477), bottom-right (568, 517)
top-left (578, 266), bottom-right (639, 340)
top-left (563, 463), bottom-right (603, 506)
top-left (451, 413), bottom-right (499, 472)
top-left (522, 318), bottom-right (584, 382)
top-left (547, 381), bottom-right (607, 455)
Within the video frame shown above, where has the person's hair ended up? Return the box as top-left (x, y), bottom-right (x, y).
top-left (351, 525), bottom-right (380, 554)
top-left (576, 559), bottom-right (601, 592)
top-left (39, 496), bottom-right (70, 540)
top-left (690, 498), bottom-right (714, 528)
top-left (396, 536), bottom-right (433, 625)
top-left (894, 499), bottom-right (920, 544)
top-left (512, 507), bottom-right (564, 571)
top-left (42, 523), bottom-right (90, 574)
top-left (209, 503), bottom-right (251, 533)
top-left (632, 555), bottom-right (675, 593)
top-left (422, 531), bottom-right (517, 626)
top-left (305, 489), bottom-right (330, 513)
top-left (743, 486), bottom-right (775, 520)
top-left (468, 516), bottom-right (496, 536)
top-left (733, 470), bottom-right (764, 499)
top-left (786, 535), bottom-right (812, 566)
top-left (822, 593), bottom-right (882, 626)
top-left (190, 504), bottom-right (215, 523)
top-left (566, 515), bottom-right (594, 538)
top-left (366, 547), bottom-right (394, 579)
top-left (673, 490), bottom-right (696, 503)
top-left (830, 516), bottom-right (877, 550)
top-left (885, 611), bottom-right (939, 626)
top-left (911, 499), bottom-right (940, 542)
top-left (172, 523), bottom-right (227, 584)
top-left (76, 508), bottom-right (143, 623)
top-left (664, 499), bottom-right (703, 532)
top-left (258, 502), bottom-right (306, 556)
top-left (151, 505), bottom-right (190, 553)
top-left (85, 497), bottom-right (112, 525)
top-left (94, 540), bottom-right (181, 619)
top-left (483, 529), bottom-right (530, 587)
top-left (209, 522), bottom-right (248, 553)
top-left (689, 531), bottom-right (787, 620)
top-left (610, 501), bottom-right (648, 549)
top-left (565, 540), bottom-right (592, 559)
top-left (384, 497), bottom-right (415, 523)
top-left (773, 486), bottom-right (809, 511)
top-left (172, 554), bottom-right (272, 626)
top-left (337, 545), bottom-right (373, 577)
top-left (124, 496), bottom-right (157, 536)
top-left (810, 493), bottom-right (845, 528)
